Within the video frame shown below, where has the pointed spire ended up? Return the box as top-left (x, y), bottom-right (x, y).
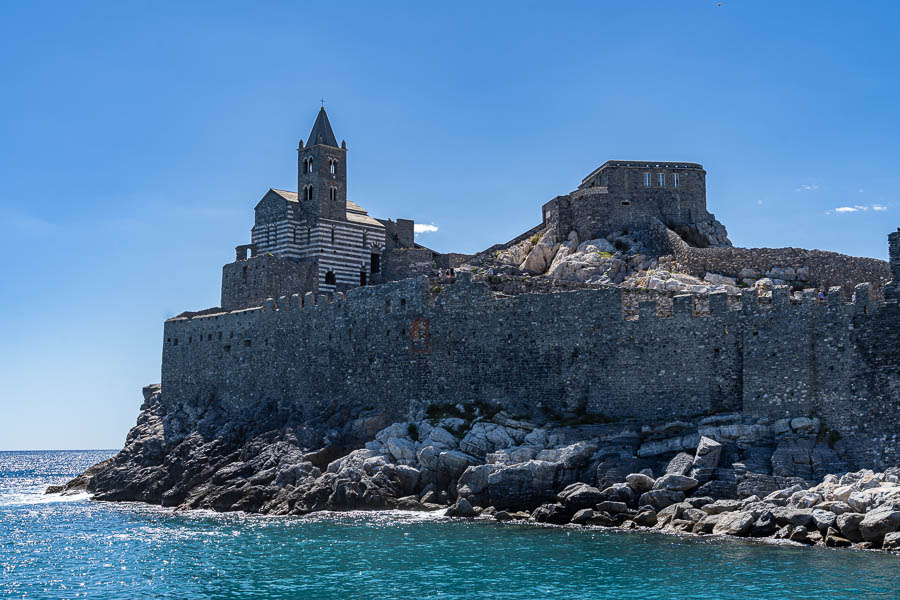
top-left (307, 107), bottom-right (338, 148)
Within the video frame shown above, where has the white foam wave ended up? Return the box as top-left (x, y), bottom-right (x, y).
top-left (0, 490), bottom-right (91, 507)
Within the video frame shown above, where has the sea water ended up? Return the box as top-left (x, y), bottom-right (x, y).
top-left (2, 450), bottom-right (899, 600)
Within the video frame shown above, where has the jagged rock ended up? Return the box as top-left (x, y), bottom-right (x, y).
top-left (625, 473), bottom-right (655, 494)
top-left (633, 509), bottom-right (658, 527)
top-left (435, 450), bottom-right (481, 482)
top-left (712, 511), bottom-right (755, 536)
top-left (638, 489), bottom-right (685, 511)
top-left (456, 464), bottom-right (499, 499)
top-left (595, 501), bottom-right (629, 514)
top-left (599, 483), bottom-right (638, 506)
top-left (825, 527), bottom-right (852, 547)
top-left (751, 511), bottom-right (778, 537)
top-left (494, 510), bottom-right (513, 521)
top-left (665, 452), bottom-right (696, 476)
top-left (558, 442), bottom-right (598, 469)
top-left (684, 496), bottom-right (714, 508)
top-left (772, 507), bottom-right (814, 528)
top-left (847, 491), bottom-right (875, 513)
top-left (531, 502), bottom-right (569, 524)
top-left (557, 483), bottom-right (604, 510)
top-left (486, 447), bottom-right (537, 464)
top-left (836, 512), bottom-right (865, 543)
top-left (695, 480), bottom-right (736, 500)
top-left (652, 474), bottom-right (699, 492)
top-left (690, 437), bottom-right (722, 482)
top-left (811, 509), bottom-right (837, 534)
top-left (816, 500), bottom-right (852, 515)
top-left (446, 497), bottom-right (477, 518)
top-left (570, 508), bottom-right (595, 525)
top-left (789, 526), bottom-right (811, 544)
top-left (881, 531), bottom-right (900, 550)
top-left (459, 423), bottom-right (515, 459)
top-left (520, 232), bottom-right (560, 274)
top-left (423, 427), bottom-right (458, 449)
top-left (859, 506), bottom-right (900, 544)
top-left (700, 499), bottom-right (742, 515)
top-left (484, 460), bottom-right (568, 510)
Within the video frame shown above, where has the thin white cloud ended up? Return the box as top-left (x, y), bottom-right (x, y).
top-left (826, 204), bottom-right (888, 215)
top-left (796, 184), bottom-right (820, 192)
top-left (858, 188), bottom-right (865, 193)
top-left (414, 223), bottom-right (438, 234)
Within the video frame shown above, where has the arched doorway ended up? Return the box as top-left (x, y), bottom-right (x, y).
top-left (324, 271), bottom-right (336, 285)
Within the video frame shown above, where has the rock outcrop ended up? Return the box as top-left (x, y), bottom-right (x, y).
top-left (50, 385), bottom-right (900, 552)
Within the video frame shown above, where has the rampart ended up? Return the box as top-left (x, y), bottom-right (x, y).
top-left (161, 252), bottom-right (900, 468)
top-left (647, 220), bottom-right (891, 298)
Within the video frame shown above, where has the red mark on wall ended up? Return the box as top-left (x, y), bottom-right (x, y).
top-left (410, 318), bottom-right (430, 355)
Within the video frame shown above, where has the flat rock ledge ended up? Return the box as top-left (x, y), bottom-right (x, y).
top-left (49, 386), bottom-right (900, 552)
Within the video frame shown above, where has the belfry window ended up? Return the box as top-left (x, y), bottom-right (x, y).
top-left (307, 158), bottom-right (313, 174)
top-left (658, 173), bottom-right (665, 187)
top-left (643, 173), bottom-right (651, 187)
top-left (330, 159), bottom-right (336, 175)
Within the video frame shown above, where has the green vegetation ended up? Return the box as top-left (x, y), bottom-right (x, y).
top-left (529, 234), bottom-right (542, 245)
top-left (407, 422), bottom-right (419, 442)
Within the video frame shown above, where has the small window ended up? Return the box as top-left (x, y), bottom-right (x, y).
top-left (673, 173), bottom-right (680, 188)
top-left (386, 299), bottom-right (391, 313)
top-left (658, 173), bottom-right (665, 187)
top-left (325, 271), bottom-right (336, 285)
top-left (643, 173), bottom-right (651, 187)
top-left (330, 160), bottom-right (336, 175)
top-left (307, 159), bottom-right (313, 174)
top-left (292, 227), bottom-right (297, 243)
top-left (330, 228), bottom-right (335, 244)
top-left (330, 187), bottom-right (336, 201)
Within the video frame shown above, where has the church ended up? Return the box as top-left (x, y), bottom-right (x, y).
top-left (220, 108), bottom-right (437, 311)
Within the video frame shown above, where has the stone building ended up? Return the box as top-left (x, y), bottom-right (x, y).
top-left (221, 108), bottom-right (423, 310)
top-left (542, 160), bottom-right (730, 248)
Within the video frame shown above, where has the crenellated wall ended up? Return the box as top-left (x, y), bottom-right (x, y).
top-left (160, 246), bottom-right (900, 466)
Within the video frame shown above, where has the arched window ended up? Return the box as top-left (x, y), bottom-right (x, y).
top-left (330, 159), bottom-right (336, 175)
top-left (307, 158), bottom-right (313, 174)
top-left (305, 186), bottom-right (313, 201)
top-left (324, 271), bottom-right (336, 285)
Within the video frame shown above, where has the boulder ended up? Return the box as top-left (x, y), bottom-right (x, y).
top-left (557, 441), bottom-right (598, 469)
top-left (712, 511), bottom-right (755, 537)
top-left (751, 511), bottom-right (778, 537)
top-left (484, 460), bottom-right (566, 509)
top-left (445, 497), bottom-right (477, 518)
top-left (847, 491), bottom-right (875, 513)
top-left (598, 483), bottom-right (638, 506)
top-left (665, 452), bottom-right (695, 476)
top-left (595, 501), bottom-right (629, 514)
top-left (859, 506), bottom-right (900, 544)
top-left (435, 450), bottom-right (481, 482)
top-left (772, 507), bottom-right (814, 528)
top-left (633, 509), bottom-right (658, 527)
top-left (690, 437), bottom-right (723, 482)
top-left (881, 531), bottom-right (900, 550)
top-left (570, 508), bottom-right (595, 525)
top-left (557, 483), bottom-right (604, 510)
top-left (816, 500), bottom-right (852, 515)
top-left (625, 473), bottom-right (655, 494)
top-left (652, 474), bottom-right (699, 492)
top-left (700, 499), bottom-right (742, 515)
top-left (811, 509), bottom-right (837, 534)
top-left (459, 423), bottom-right (515, 459)
top-left (825, 528), bottom-right (853, 548)
top-left (835, 512), bottom-right (865, 543)
top-left (531, 502), bottom-right (569, 525)
top-left (638, 489), bottom-right (685, 511)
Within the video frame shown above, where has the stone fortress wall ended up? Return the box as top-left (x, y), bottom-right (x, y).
top-left (161, 230), bottom-right (900, 469)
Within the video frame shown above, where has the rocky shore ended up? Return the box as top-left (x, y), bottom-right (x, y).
top-left (49, 385), bottom-right (900, 552)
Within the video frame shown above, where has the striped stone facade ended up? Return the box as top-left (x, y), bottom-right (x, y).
top-left (251, 189), bottom-right (386, 292)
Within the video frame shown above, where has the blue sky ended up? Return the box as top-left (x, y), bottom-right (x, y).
top-left (1, 1), bottom-right (897, 450)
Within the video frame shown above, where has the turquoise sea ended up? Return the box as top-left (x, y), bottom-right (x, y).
top-left (2, 450), bottom-right (899, 600)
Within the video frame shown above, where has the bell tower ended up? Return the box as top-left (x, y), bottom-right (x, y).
top-left (297, 107), bottom-right (347, 221)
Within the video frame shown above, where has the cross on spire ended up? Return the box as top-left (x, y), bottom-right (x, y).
top-left (321, 98), bottom-right (325, 108)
